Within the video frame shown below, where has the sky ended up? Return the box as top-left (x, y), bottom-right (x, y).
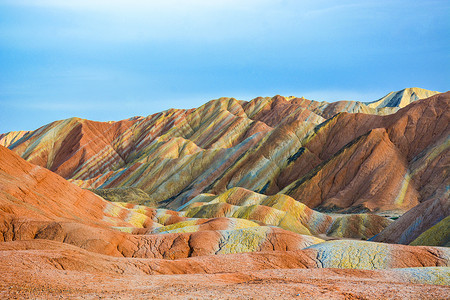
top-left (0, 0), bottom-right (449, 133)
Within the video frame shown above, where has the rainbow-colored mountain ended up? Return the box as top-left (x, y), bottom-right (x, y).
top-left (0, 87), bottom-right (449, 298)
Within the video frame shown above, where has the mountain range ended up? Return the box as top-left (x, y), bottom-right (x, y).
top-left (0, 87), bottom-right (449, 298)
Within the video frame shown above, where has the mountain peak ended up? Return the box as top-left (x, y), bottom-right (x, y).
top-left (366, 87), bottom-right (440, 109)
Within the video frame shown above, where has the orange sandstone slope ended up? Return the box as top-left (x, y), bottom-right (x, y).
top-left (0, 144), bottom-right (160, 229)
top-left (1, 144), bottom-right (111, 224)
top-left (3, 89), bottom-right (449, 214)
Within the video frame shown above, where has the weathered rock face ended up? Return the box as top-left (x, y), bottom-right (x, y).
top-left (371, 197), bottom-right (450, 246)
top-left (4, 89), bottom-right (448, 214)
top-left (281, 127), bottom-right (420, 212)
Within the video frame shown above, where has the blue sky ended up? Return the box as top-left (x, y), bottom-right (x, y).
top-left (0, 0), bottom-right (449, 133)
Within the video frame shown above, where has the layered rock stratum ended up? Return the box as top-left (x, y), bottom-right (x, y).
top-left (1, 87), bottom-right (449, 298)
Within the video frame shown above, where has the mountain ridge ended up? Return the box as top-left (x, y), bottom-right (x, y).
top-left (0, 87), bottom-right (441, 145)
top-left (2, 88), bottom-right (448, 215)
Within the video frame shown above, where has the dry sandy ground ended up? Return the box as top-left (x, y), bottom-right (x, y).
top-left (1, 267), bottom-right (449, 299)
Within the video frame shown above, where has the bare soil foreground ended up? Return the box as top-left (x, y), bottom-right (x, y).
top-left (1, 241), bottom-right (449, 299)
top-left (2, 267), bottom-right (449, 299)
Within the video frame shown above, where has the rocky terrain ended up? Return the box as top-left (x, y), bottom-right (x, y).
top-left (0, 87), bottom-right (449, 298)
